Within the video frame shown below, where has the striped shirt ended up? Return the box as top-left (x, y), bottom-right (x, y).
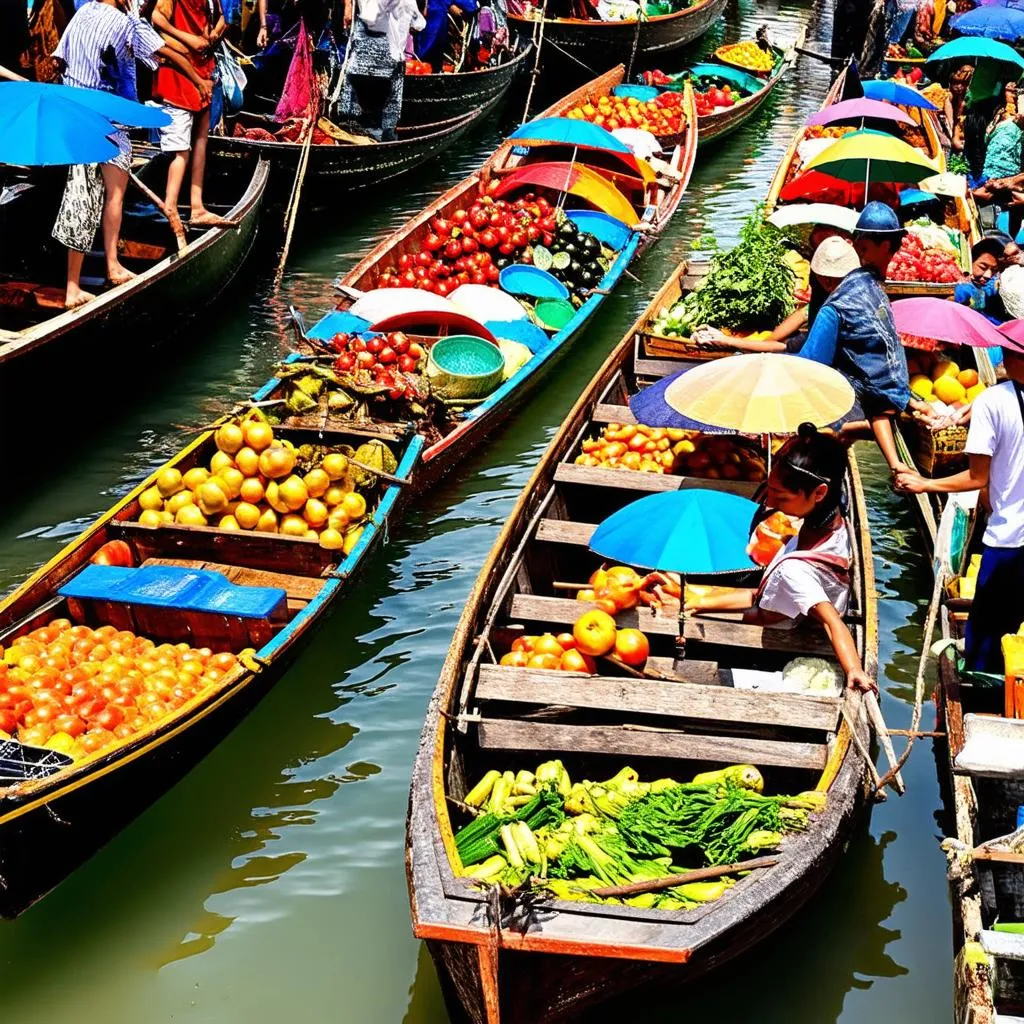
top-left (53, 1), bottom-right (164, 101)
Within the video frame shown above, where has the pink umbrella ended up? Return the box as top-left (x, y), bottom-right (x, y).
top-left (997, 319), bottom-right (1024, 351)
top-left (891, 298), bottom-right (1011, 349)
top-left (806, 99), bottom-right (915, 127)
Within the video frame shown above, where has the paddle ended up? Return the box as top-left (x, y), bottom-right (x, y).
top-left (128, 171), bottom-right (186, 252)
top-left (864, 690), bottom-right (906, 795)
top-left (588, 855), bottom-right (780, 898)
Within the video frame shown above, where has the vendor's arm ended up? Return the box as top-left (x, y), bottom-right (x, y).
top-left (153, 0), bottom-right (210, 53)
top-left (684, 588), bottom-right (756, 613)
top-left (0, 63), bottom-right (26, 82)
top-left (256, 0), bottom-right (268, 46)
top-left (896, 452), bottom-right (991, 494)
top-left (796, 304), bottom-right (840, 366)
top-left (157, 43), bottom-right (212, 100)
top-left (808, 601), bottom-right (875, 692)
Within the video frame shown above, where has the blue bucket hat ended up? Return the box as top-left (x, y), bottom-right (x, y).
top-left (854, 201), bottom-right (905, 237)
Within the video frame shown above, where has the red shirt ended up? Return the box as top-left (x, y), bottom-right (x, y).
top-left (152, 0), bottom-right (216, 111)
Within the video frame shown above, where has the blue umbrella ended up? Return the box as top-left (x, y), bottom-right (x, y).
top-left (950, 5), bottom-right (1024, 40)
top-left (0, 82), bottom-right (171, 166)
top-left (979, 0), bottom-right (1024, 11)
top-left (509, 117), bottom-right (633, 155)
top-left (861, 79), bottom-right (939, 111)
top-left (588, 489), bottom-right (759, 575)
top-left (900, 187), bottom-right (939, 206)
top-left (927, 35), bottom-right (1024, 70)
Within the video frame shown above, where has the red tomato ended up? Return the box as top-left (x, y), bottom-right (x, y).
top-left (53, 714), bottom-right (85, 738)
top-left (0, 710), bottom-right (18, 733)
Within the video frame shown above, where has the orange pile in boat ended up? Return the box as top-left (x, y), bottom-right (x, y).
top-left (0, 620), bottom-right (239, 760)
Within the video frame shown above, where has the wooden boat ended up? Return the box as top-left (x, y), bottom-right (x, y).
top-left (268, 66), bottom-right (697, 489)
top-left (929, 491), bottom-right (1024, 1024)
top-left (406, 261), bottom-right (877, 1023)
top-left (400, 39), bottom-right (533, 126)
top-left (0, 409), bottom-right (421, 916)
top-left (0, 157), bottom-right (269, 376)
top-left (509, 0), bottom-right (727, 77)
top-left (695, 32), bottom-right (804, 146)
top-left (208, 106), bottom-right (490, 203)
top-left (764, 69), bottom-right (980, 299)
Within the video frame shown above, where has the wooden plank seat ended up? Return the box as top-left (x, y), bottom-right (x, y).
top-left (475, 664), bottom-right (842, 732)
top-left (635, 355), bottom-right (689, 380)
top-left (508, 592), bottom-right (836, 657)
top-left (59, 564), bottom-right (287, 648)
top-left (554, 462), bottom-right (761, 498)
top-left (475, 718), bottom-right (828, 770)
top-left (536, 518), bottom-right (597, 546)
top-left (593, 402), bottom-right (638, 426)
top-left (981, 930), bottom-right (1024, 961)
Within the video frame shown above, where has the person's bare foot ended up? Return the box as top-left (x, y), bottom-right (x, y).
top-left (65, 284), bottom-right (95, 309)
top-left (189, 208), bottom-right (236, 228)
top-left (106, 263), bottom-right (135, 286)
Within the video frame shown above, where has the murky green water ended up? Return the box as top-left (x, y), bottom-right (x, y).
top-left (0, 2), bottom-right (954, 1020)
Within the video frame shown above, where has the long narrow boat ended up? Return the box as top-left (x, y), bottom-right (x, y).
top-left (406, 262), bottom-right (876, 1023)
top-left (0, 70), bottom-right (695, 914)
top-left (0, 157), bottom-right (268, 378)
top-left (764, 69), bottom-right (980, 300)
top-left (0, 410), bottom-right (420, 916)
top-left (401, 40), bottom-right (533, 126)
top-left (510, 0), bottom-right (728, 77)
top-left (929, 492), bottom-right (1024, 1024)
top-left (275, 65), bottom-right (697, 488)
top-left (208, 106), bottom-right (490, 203)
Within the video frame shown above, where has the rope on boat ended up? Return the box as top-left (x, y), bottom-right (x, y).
top-left (873, 567), bottom-right (945, 795)
top-left (520, 1), bottom-right (548, 123)
top-left (274, 115), bottom-right (315, 288)
top-left (541, 36), bottom-right (600, 77)
top-left (625, 10), bottom-right (643, 82)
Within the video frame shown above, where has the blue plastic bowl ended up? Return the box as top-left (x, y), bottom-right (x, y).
top-left (499, 264), bottom-right (570, 301)
top-left (566, 210), bottom-right (631, 251)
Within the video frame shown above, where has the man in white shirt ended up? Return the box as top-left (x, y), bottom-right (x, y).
top-left (896, 345), bottom-right (1024, 672)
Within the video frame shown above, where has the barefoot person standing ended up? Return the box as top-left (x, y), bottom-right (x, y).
top-left (150, 0), bottom-right (229, 228)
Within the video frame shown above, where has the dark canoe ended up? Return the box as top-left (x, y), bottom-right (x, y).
top-left (0, 157), bottom-right (268, 378)
top-left (0, 408), bottom-right (421, 917)
top-left (509, 0), bottom-right (728, 77)
top-left (401, 40), bottom-right (534, 126)
top-left (930, 494), bottom-right (1024, 1024)
top-left (269, 65), bottom-right (697, 490)
top-left (697, 32), bottom-right (803, 146)
top-left (208, 106), bottom-right (491, 204)
top-left (405, 258), bottom-right (876, 1024)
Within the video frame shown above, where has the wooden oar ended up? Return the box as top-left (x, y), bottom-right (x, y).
top-left (348, 456), bottom-right (411, 488)
top-left (864, 690), bottom-right (906, 795)
top-left (129, 171), bottom-right (186, 252)
top-left (589, 856), bottom-right (780, 899)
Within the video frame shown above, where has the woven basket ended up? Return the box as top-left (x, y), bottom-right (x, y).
top-left (900, 413), bottom-right (968, 476)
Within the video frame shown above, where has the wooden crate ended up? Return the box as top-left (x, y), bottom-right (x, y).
top-left (639, 329), bottom-right (731, 363)
top-left (900, 413), bottom-right (968, 476)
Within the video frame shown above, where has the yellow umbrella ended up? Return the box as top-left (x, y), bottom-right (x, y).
top-left (662, 353), bottom-right (855, 434)
top-left (803, 129), bottom-right (939, 192)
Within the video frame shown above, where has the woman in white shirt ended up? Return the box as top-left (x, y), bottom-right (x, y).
top-left (686, 423), bottom-right (875, 693)
top-left (897, 346), bottom-right (1024, 672)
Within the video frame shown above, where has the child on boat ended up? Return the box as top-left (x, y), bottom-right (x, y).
top-left (685, 423), bottom-right (876, 693)
top-left (954, 237), bottom-right (1006, 323)
top-left (896, 343), bottom-right (1024, 673)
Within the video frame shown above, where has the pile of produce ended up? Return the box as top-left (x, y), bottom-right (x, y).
top-left (500, 606), bottom-right (650, 672)
top-left (907, 352), bottom-right (986, 410)
top-left (898, 122), bottom-right (928, 151)
top-left (576, 423), bottom-right (767, 481)
top-left (650, 214), bottom-right (795, 335)
top-left (887, 231), bottom-right (963, 284)
top-left (565, 90), bottom-right (688, 137)
top-left (886, 41), bottom-right (924, 60)
top-left (575, 564), bottom-right (681, 615)
top-left (804, 125), bottom-right (856, 140)
top-left (405, 58), bottom-right (431, 75)
top-left (0, 620), bottom-right (239, 758)
top-left (692, 84), bottom-right (738, 117)
top-left (454, 762), bottom-right (826, 906)
top-left (749, 510), bottom-right (798, 566)
top-left (134, 417), bottom-right (392, 552)
top-left (716, 41), bottom-right (775, 73)
top-left (894, 66), bottom-right (925, 86)
top-left (528, 214), bottom-right (613, 300)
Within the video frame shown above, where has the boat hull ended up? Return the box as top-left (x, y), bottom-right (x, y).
top-left (401, 43), bottom-right (532, 126)
top-left (510, 0), bottom-right (728, 75)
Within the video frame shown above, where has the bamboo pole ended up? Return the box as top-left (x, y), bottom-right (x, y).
top-left (129, 171), bottom-right (187, 252)
top-left (590, 856), bottom-right (780, 898)
top-left (274, 115), bottom-right (315, 288)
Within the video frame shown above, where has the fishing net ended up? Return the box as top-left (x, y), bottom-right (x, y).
top-left (275, 19), bottom-right (319, 123)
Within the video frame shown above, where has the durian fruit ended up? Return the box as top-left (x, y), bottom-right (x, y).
top-left (328, 390), bottom-right (354, 412)
top-left (351, 440), bottom-right (397, 487)
top-left (295, 374), bottom-right (324, 397)
top-left (286, 389), bottom-right (317, 415)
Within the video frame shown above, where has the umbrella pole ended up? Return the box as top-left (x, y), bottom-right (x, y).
top-left (864, 155), bottom-right (870, 205)
top-left (558, 145), bottom-right (577, 211)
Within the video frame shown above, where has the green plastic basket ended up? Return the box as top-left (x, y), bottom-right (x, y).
top-left (426, 334), bottom-right (505, 400)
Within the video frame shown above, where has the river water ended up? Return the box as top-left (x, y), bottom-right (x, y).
top-left (0, 2), bottom-right (954, 1021)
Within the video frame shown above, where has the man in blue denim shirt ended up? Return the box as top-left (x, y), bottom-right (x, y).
top-left (799, 202), bottom-right (914, 473)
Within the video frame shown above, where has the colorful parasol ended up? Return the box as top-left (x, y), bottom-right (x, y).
top-left (949, 5), bottom-right (1024, 41)
top-left (927, 36), bottom-right (1024, 75)
top-left (891, 297), bottom-right (1012, 349)
top-left (493, 162), bottom-right (638, 227)
top-left (860, 79), bottom-right (939, 111)
top-left (767, 202), bottom-right (860, 232)
top-left (805, 98), bottom-right (914, 127)
top-left (803, 129), bottom-right (939, 188)
top-left (778, 169), bottom-right (901, 207)
top-left (510, 117), bottom-right (655, 181)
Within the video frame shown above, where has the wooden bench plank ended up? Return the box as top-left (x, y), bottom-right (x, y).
top-left (636, 356), bottom-right (688, 380)
top-left (535, 519), bottom-right (596, 545)
top-left (508, 593), bottom-right (836, 657)
top-left (593, 403), bottom-right (637, 426)
top-left (981, 929), bottom-right (1024, 961)
top-left (475, 665), bottom-right (841, 731)
top-left (143, 558), bottom-right (325, 601)
top-left (476, 719), bottom-right (827, 770)
top-left (554, 462), bottom-right (760, 498)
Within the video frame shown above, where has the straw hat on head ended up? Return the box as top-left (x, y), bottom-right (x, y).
top-left (1001, 264), bottom-right (1024, 320)
top-left (810, 236), bottom-right (861, 279)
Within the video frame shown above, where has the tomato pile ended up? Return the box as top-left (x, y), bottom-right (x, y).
top-left (887, 233), bottom-right (963, 284)
top-left (693, 85), bottom-right (737, 117)
top-left (566, 91), bottom-right (687, 137)
top-left (0, 620), bottom-right (240, 759)
top-left (330, 330), bottom-right (424, 379)
top-left (375, 195), bottom-right (556, 297)
top-left (405, 58), bottom-right (431, 75)
top-left (804, 125), bottom-right (856, 140)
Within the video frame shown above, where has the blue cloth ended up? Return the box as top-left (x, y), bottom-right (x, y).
top-left (799, 266), bottom-right (911, 415)
top-left (966, 543), bottom-right (1024, 672)
top-left (955, 277), bottom-right (1000, 320)
top-left (415, 0), bottom-right (478, 65)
